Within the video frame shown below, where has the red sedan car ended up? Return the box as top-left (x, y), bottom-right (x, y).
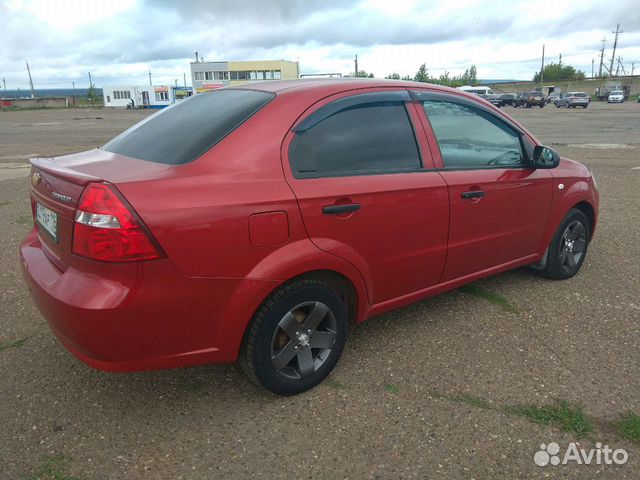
top-left (21, 79), bottom-right (599, 395)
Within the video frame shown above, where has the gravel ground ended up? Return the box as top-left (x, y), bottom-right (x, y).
top-left (1, 102), bottom-right (639, 479)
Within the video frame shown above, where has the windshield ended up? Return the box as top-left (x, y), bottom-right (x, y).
top-left (103, 89), bottom-right (275, 164)
top-left (610, 91), bottom-right (623, 95)
top-left (573, 93), bottom-right (588, 97)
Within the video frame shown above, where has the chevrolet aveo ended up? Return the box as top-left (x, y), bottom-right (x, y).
top-left (21, 79), bottom-right (599, 395)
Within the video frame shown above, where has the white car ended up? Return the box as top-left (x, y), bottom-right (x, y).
top-left (608, 91), bottom-right (625, 103)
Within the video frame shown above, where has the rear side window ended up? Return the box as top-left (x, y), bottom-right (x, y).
top-left (290, 101), bottom-right (421, 178)
top-left (103, 89), bottom-right (274, 164)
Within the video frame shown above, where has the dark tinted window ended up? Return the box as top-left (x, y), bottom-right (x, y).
top-left (290, 102), bottom-right (421, 178)
top-left (103, 89), bottom-right (274, 164)
top-left (423, 100), bottom-right (524, 168)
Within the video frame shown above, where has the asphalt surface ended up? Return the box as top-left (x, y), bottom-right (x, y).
top-left (1, 102), bottom-right (639, 479)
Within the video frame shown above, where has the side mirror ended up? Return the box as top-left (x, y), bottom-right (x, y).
top-left (532, 146), bottom-right (560, 169)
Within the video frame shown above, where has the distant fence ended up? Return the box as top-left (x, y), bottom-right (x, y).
top-left (1, 96), bottom-right (76, 109)
top-left (488, 76), bottom-right (640, 97)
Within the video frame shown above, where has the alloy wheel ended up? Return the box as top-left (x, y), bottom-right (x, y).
top-left (559, 220), bottom-right (587, 273)
top-left (270, 301), bottom-right (337, 380)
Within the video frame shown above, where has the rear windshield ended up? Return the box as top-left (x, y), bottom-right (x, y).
top-left (573, 93), bottom-right (588, 97)
top-left (103, 89), bottom-right (275, 164)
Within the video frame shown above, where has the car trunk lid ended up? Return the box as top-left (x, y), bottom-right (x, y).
top-left (29, 149), bottom-right (172, 270)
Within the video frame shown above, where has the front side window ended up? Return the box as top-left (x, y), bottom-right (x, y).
top-left (423, 100), bottom-right (524, 168)
top-left (290, 101), bottom-right (421, 178)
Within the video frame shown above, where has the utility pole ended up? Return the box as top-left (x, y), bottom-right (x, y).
top-left (148, 71), bottom-right (152, 86)
top-left (599, 37), bottom-right (606, 77)
top-left (558, 53), bottom-right (562, 66)
top-left (88, 71), bottom-right (94, 106)
top-left (592, 58), bottom-right (595, 78)
top-left (26, 60), bottom-right (35, 98)
top-left (632, 62), bottom-right (636, 77)
top-left (2, 77), bottom-right (6, 93)
top-left (609, 23), bottom-right (622, 77)
top-left (616, 57), bottom-right (626, 77)
top-left (183, 72), bottom-right (187, 87)
top-left (174, 78), bottom-right (178, 88)
top-left (540, 44), bottom-right (545, 84)
top-left (354, 54), bottom-right (358, 77)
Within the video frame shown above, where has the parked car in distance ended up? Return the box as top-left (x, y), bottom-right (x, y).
top-left (555, 92), bottom-right (590, 108)
top-left (457, 85), bottom-right (502, 107)
top-left (547, 91), bottom-right (561, 104)
top-left (607, 90), bottom-right (625, 103)
top-left (20, 79), bottom-right (599, 395)
top-left (499, 93), bottom-right (516, 106)
top-left (514, 91), bottom-right (545, 108)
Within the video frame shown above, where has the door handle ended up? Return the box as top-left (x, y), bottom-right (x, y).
top-left (461, 190), bottom-right (485, 199)
top-left (322, 203), bottom-right (361, 215)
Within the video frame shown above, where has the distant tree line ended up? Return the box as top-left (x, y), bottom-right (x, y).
top-left (533, 63), bottom-right (586, 82)
top-left (385, 64), bottom-right (478, 87)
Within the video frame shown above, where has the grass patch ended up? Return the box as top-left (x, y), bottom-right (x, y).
top-left (617, 413), bottom-right (640, 444)
top-left (0, 337), bottom-right (28, 353)
top-left (459, 284), bottom-right (520, 313)
top-left (23, 454), bottom-right (78, 480)
top-left (384, 384), bottom-right (399, 394)
top-left (325, 378), bottom-right (346, 390)
top-left (503, 400), bottom-right (593, 437)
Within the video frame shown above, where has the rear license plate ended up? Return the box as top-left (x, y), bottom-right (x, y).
top-left (36, 202), bottom-right (58, 243)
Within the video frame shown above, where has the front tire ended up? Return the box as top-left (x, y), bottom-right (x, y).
top-left (539, 209), bottom-right (590, 280)
top-left (239, 279), bottom-right (348, 395)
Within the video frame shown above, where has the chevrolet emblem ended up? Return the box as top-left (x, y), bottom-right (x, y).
top-left (31, 170), bottom-right (42, 186)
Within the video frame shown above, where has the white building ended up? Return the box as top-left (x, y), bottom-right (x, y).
top-left (103, 85), bottom-right (192, 108)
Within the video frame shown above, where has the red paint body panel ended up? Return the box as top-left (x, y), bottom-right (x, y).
top-left (249, 211), bottom-right (289, 247)
top-left (438, 168), bottom-right (554, 280)
top-left (19, 79), bottom-right (599, 372)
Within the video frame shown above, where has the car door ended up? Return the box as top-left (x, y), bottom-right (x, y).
top-left (413, 90), bottom-right (554, 281)
top-left (282, 90), bottom-right (449, 304)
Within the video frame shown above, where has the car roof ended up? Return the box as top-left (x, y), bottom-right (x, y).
top-left (228, 78), bottom-right (463, 97)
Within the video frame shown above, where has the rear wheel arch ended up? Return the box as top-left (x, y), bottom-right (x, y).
top-left (248, 270), bottom-right (360, 328)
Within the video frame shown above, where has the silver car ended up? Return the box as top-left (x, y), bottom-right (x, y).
top-left (555, 92), bottom-right (590, 109)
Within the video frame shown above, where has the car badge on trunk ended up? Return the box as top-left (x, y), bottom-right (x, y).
top-left (52, 191), bottom-right (73, 203)
top-left (31, 170), bottom-right (42, 186)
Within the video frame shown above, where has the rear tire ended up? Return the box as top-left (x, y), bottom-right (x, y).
top-left (239, 279), bottom-right (348, 395)
top-left (539, 209), bottom-right (590, 280)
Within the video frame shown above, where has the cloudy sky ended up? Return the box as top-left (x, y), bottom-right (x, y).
top-left (1, 0), bottom-right (639, 89)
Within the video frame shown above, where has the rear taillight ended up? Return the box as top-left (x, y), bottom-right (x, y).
top-left (72, 182), bottom-right (161, 262)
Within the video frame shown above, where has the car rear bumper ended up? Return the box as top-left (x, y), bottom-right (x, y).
top-left (20, 229), bottom-right (278, 371)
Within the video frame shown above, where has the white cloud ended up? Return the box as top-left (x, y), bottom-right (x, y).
top-left (0, 0), bottom-right (638, 88)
